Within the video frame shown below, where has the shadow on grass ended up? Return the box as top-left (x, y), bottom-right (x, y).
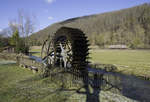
top-left (47, 66), bottom-right (150, 102)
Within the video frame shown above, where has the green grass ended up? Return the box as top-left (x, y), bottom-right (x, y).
top-left (0, 64), bottom-right (75, 102)
top-left (90, 49), bottom-right (150, 77)
top-left (29, 49), bottom-right (41, 57)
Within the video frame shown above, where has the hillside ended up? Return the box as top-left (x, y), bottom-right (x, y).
top-left (30, 3), bottom-right (150, 49)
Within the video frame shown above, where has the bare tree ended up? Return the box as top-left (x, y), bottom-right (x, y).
top-left (8, 20), bottom-right (18, 36)
top-left (17, 9), bottom-right (35, 47)
top-left (8, 9), bottom-right (36, 53)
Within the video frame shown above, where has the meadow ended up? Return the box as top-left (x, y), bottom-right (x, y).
top-left (90, 49), bottom-right (150, 77)
top-left (0, 64), bottom-right (74, 102)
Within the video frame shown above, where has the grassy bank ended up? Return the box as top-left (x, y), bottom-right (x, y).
top-left (0, 64), bottom-right (71, 102)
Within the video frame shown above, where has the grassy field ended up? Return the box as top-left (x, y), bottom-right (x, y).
top-left (0, 64), bottom-right (75, 102)
top-left (90, 49), bottom-right (150, 77)
top-left (30, 48), bottom-right (41, 57)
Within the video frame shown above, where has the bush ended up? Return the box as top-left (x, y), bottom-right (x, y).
top-left (10, 30), bottom-right (29, 54)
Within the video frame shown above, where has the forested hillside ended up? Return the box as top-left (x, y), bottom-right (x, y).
top-left (30, 3), bottom-right (150, 48)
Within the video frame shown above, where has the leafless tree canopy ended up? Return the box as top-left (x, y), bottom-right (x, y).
top-left (9, 9), bottom-right (36, 46)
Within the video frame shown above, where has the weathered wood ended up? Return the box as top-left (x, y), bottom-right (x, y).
top-left (17, 54), bottom-right (43, 73)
